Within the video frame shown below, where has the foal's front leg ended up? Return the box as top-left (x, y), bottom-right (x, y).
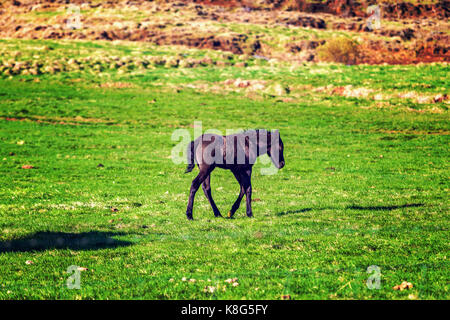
top-left (242, 168), bottom-right (253, 218)
top-left (228, 169), bottom-right (245, 218)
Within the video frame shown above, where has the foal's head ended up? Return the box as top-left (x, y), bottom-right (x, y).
top-left (266, 130), bottom-right (285, 169)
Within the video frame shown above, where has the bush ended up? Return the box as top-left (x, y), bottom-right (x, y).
top-left (317, 37), bottom-right (360, 65)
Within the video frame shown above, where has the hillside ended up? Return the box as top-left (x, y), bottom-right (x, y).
top-left (0, 0), bottom-right (448, 64)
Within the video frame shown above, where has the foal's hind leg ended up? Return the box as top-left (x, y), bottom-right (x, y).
top-left (186, 166), bottom-right (212, 220)
top-left (202, 174), bottom-right (222, 218)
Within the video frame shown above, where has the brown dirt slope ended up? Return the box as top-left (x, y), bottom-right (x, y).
top-left (0, 0), bottom-right (448, 64)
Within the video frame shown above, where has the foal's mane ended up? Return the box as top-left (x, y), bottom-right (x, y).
top-left (239, 129), bottom-right (277, 146)
top-left (242, 128), bottom-right (270, 135)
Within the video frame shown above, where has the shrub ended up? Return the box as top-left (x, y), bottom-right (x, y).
top-left (317, 37), bottom-right (360, 65)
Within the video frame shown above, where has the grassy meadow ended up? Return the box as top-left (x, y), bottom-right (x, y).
top-left (0, 39), bottom-right (448, 299)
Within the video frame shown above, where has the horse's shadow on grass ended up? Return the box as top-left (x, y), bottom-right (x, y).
top-left (346, 203), bottom-right (424, 211)
top-left (276, 208), bottom-right (313, 216)
top-left (276, 203), bottom-right (424, 216)
top-left (0, 231), bottom-right (133, 253)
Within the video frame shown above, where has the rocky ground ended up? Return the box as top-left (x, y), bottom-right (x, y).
top-left (186, 0), bottom-right (449, 19)
top-left (0, 0), bottom-right (448, 64)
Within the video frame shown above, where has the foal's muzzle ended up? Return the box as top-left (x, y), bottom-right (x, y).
top-left (278, 161), bottom-right (285, 169)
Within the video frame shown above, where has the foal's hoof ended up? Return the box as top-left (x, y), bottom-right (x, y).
top-left (214, 214), bottom-right (223, 218)
top-left (186, 215), bottom-right (194, 221)
top-left (226, 212), bottom-right (235, 219)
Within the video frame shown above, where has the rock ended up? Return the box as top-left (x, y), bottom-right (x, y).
top-left (234, 62), bottom-right (247, 68)
top-left (373, 94), bottom-right (384, 101)
top-left (234, 78), bottom-right (250, 88)
top-left (264, 83), bottom-right (289, 96)
top-left (434, 94), bottom-right (447, 103)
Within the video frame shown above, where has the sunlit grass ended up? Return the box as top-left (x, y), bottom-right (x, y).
top-left (0, 39), bottom-right (448, 299)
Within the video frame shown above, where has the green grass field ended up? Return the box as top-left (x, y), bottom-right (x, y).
top-left (0, 39), bottom-right (448, 299)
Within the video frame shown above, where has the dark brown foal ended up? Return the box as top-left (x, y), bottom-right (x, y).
top-left (184, 129), bottom-right (285, 220)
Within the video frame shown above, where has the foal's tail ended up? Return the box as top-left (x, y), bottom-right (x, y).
top-left (185, 140), bottom-right (195, 173)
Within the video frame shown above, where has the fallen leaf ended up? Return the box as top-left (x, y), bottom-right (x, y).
top-left (393, 281), bottom-right (413, 290)
top-left (204, 286), bottom-right (216, 293)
